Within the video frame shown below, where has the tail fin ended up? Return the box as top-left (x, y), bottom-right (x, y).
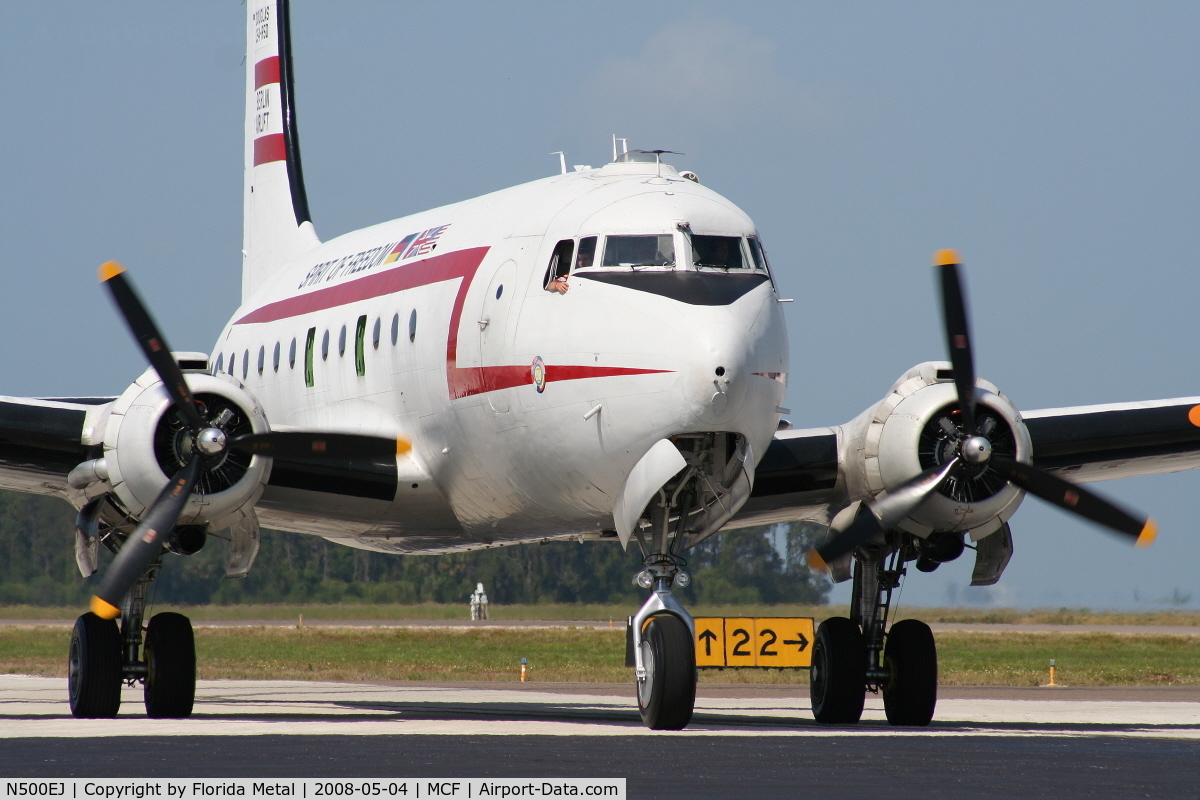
top-left (243, 0), bottom-right (320, 301)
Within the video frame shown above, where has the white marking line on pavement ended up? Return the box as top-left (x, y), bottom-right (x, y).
top-left (2, 675), bottom-right (1198, 739)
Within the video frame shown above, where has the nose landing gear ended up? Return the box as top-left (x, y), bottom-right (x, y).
top-left (628, 498), bottom-right (697, 730)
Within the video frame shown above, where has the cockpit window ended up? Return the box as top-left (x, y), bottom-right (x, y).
top-left (692, 235), bottom-right (746, 271)
top-left (601, 235), bottom-right (675, 268)
top-left (543, 239), bottom-right (574, 290)
top-left (576, 236), bottom-right (597, 270)
top-left (748, 236), bottom-right (770, 273)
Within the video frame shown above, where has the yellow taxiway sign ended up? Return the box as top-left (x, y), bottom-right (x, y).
top-left (694, 617), bottom-right (815, 668)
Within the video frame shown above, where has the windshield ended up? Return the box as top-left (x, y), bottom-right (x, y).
top-left (600, 235), bottom-right (675, 268)
top-left (691, 235), bottom-right (746, 271)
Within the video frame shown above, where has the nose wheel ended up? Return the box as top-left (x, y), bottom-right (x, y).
top-left (636, 614), bottom-right (697, 730)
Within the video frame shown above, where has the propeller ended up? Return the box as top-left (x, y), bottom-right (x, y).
top-left (807, 250), bottom-right (1156, 571)
top-left (89, 262), bottom-right (410, 619)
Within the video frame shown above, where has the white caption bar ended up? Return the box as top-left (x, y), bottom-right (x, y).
top-left (2, 781), bottom-right (625, 800)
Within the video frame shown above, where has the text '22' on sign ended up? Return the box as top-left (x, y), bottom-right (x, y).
top-left (694, 617), bottom-right (814, 668)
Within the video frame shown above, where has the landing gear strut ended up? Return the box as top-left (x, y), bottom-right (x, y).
top-left (809, 538), bottom-right (939, 726)
top-left (629, 493), bottom-right (696, 730)
top-left (68, 554), bottom-right (196, 718)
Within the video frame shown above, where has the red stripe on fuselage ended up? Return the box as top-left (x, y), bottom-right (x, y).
top-left (234, 247), bottom-right (670, 399)
top-left (254, 56), bottom-right (281, 89)
top-left (253, 134), bottom-right (287, 166)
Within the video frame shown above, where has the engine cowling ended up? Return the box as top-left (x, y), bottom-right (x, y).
top-left (846, 361), bottom-right (1032, 540)
top-left (100, 368), bottom-right (270, 530)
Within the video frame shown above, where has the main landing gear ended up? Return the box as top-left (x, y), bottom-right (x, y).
top-left (68, 560), bottom-right (196, 718)
top-left (810, 540), bottom-right (938, 726)
top-left (627, 499), bottom-right (697, 730)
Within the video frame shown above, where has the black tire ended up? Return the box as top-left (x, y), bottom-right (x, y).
top-left (883, 618), bottom-right (938, 726)
top-left (144, 612), bottom-right (196, 718)
top-left (68, 612), bottom-right (122, 718)
top-left (636, 614), bottom-right (697, 730)
top-left (809, 616), bottom-right (866, 724)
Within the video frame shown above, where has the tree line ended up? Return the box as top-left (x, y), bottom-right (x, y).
top-left (0, 490), bottom-right (831, 607)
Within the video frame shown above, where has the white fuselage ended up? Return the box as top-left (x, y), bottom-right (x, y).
top-left (215, 160), bottom-right (789, 553)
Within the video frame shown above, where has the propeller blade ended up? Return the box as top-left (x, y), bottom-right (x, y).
top-left (808, 458), bottom-right (961, 570)
top-left (936, 251), bottom-right (977, 435)
top-left (90, 456), bottom-right (202, 619)
top-left (228, 431), bottom-right (411, 460)
top-left (99, 262), bottom-right (206, 432)
top-left (990, 455), bottom-right (1156, 547)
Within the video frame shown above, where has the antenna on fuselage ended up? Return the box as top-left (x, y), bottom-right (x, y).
top-left (626, 149), bottom-right (683, 179)
top-left (550, 151), bottom-right (567, 175)
top-left (611, 135), bottom-right (629, 163)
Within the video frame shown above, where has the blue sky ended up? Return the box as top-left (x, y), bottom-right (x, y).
top-left (1, 2), bottom-right (1197, 608)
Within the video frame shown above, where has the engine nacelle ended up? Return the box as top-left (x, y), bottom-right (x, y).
top-left (846, 361), bottom-right (1032, 540)
top-left (100, 368), bottom-right (270, 531)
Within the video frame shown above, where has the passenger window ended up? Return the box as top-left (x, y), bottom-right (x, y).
top-left (372, 317), bottom-right (381, 350)
top-left (242, 349), bottom-right (249, 379)
top-left (601, 235), bottom-right (675, 268)
top-left (354, 315), bottom-right (367, 377)
top-left (229, 352), bottom-right (235, 376)
top-left (692, 235), bottom-right (745, 270)
top-left (576, 236), bottom-right (597, 270)
top-left (257, 346), bottom-right (265, 375)
top-left (321, 330), bottom-right (329, 361)
top-left (215, 354), bottom-right (224, 373)
top-left (543, 239), bottom-right (574, 290)
top-left (338, 325), bottom-right (347, 357)
top-left (408, 310), bottom-right (417, 342)
top-left (391, 313), bottom-right (400, 346)
top-left (304, 328), bottom-right (316, 387)
top-left (289, 337), bottom-right (297, 369)
top-left (272, 342), bottom-right (280, 372)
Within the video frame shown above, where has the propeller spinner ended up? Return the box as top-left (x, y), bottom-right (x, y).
top-left (808, 250), bottom-right (1156, 572)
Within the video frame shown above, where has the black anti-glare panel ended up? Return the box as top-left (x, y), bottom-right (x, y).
top-left (573, 271), bottom-right (770, 306)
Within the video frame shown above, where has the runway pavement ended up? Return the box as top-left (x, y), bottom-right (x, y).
top-left (4, 676), bottom-right (1200, 798)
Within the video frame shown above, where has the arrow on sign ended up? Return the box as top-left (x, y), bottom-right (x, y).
top-left (698, 629), bottom-right (718, 656)
top-left (783, 632), bottom-right (809, 652)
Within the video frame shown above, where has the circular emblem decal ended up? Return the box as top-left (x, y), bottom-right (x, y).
top-left (531, 356), bottom-right (547, 393)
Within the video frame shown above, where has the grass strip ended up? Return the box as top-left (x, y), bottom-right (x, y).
top-left (5, 627), bottom-right (1200, 686)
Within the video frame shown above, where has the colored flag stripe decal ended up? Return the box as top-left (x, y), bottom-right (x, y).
top-left (253, 134), bottom-right (287, 166)
top-left (254, 56), bottom-right (281, 89)
top-left (234, 247), bottom-right (671, 399)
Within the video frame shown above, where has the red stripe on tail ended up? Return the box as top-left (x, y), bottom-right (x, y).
top-left (253, 134), bottom-right (287, 166)
top-left (254, 56), bottom-right (281, 89)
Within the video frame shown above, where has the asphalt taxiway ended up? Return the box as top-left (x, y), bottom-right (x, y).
top-left (3, 676), bottom-right (1199, 798)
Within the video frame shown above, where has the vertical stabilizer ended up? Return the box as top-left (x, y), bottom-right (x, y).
top-left (243, 0), bottom-right (320, 301)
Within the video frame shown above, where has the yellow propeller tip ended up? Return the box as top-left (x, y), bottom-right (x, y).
top-left (98, 261), bottom-right (125, 282)
top-left (1136, 519), bottom-right (1158, 548)
top-left (90, 596), bottom-right (120, 619)
top-left (933, 249), bottom-right (961, 267)
top-left (396, 438), bottom-right (412, 456)
top-left (806, 549), bottom-right (829, 572)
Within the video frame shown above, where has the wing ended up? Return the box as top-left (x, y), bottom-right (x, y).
top-left (729, 396), bottom-right (1200, 530)
top-left (0, 395), bottom-right (109, 497)
top-left (1024, 397), bottom-right (1200, 482)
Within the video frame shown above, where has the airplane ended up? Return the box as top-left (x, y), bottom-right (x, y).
top-left (3, 0), bottom-right (1199, 729)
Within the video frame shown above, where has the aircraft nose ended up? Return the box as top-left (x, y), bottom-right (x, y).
top-left (685, 321), bottom-right (751, 426)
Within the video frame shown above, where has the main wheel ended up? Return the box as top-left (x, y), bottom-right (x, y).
top-left (883, 618), bottom-right (937, 726)
top-left (144, 612), bottom-right (196, 718)
top-left (809, 616), bottom-right (866, 724)
top-left (68, 612), bottom-right (122, 718)
top-left (636, 614), bottom-right (696, 730)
